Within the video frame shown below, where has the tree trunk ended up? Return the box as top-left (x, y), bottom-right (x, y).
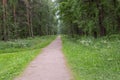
top-left (96, 0), bottom-right (106, 36)
top-left (2, 0), bottom-right (8, 41)
top-left (30, 7), bottom-right (34, 37)
top-left (13, 5), bottom-right (17, 24)
top-left (25, 0), bottom-right (33, 37)
top-left (13, 5), bottom-right (19, 38)
top-left (26, 6), bottom-right (31, 37)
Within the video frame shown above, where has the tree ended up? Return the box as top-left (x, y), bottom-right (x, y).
top-left (2, 0), bottom-right (8, 41)
top-left (57, 0), bottom-right (120, 38)
top-left (0, 0), bottom-right (57, 41)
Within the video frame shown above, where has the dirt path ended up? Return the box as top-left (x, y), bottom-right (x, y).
top-left (15, 36), bottom-right (72, 80)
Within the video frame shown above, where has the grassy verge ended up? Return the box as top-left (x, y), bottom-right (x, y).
top-left (62, 36), bottom-right (120, 80)
top-left (0, 35), bottom-right (56, 80)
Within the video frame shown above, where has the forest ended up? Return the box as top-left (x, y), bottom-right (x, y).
top-left (0, 0), bottom-right (120, 80)
top-left (0, 0), bottom-right (120, 40)
top-left (57, 0), bottom-right (120, 80)
top-left (0, 0), bottom-right (57, 41)
top-left (58, 0), bottom-right (120, 38)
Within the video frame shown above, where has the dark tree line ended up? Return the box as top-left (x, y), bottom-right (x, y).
top-left (0, 0), bottom-right (57, 41)
top-left (57, 0), bottom-right (120, 38)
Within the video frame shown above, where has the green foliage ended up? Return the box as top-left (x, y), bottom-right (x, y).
top-left (58, 0), bottom-right (120, 37)
top-left (32, 0), bottom-right (57, 35)
top-left (0, 36), bottom-right (56, 80)
top-left (62, 36), bottom-right (120, 80)
top-left (0, 36), bottom-right (55, 53)
top-left (0, 0), bottom-right (57, 40)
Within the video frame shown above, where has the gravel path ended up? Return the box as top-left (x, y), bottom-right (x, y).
top-left (15, 36), bottom-right (72, 80)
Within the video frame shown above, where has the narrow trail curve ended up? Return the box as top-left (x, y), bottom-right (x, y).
top-left (15, 36), bottom-right (72, 80)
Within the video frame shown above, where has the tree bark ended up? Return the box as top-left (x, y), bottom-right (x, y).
top-left (13, 5), bottom-right (17, 24)
top-left (25, 0), bottom-right (33, 37)
top-left (2, 0), bottom-right (8, 41)
top-left (96, 0), bottom-right (106, 36)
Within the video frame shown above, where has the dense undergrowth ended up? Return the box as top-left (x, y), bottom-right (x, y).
top-left (0, 36), bottom-right (56, 80)
top-left (62, 35), bottom-right (120, 80)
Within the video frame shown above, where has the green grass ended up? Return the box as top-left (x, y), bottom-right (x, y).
top-left (62, 36), bottom-right (120, 80)
top-left (0, 35), bottom-right (56, 80)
